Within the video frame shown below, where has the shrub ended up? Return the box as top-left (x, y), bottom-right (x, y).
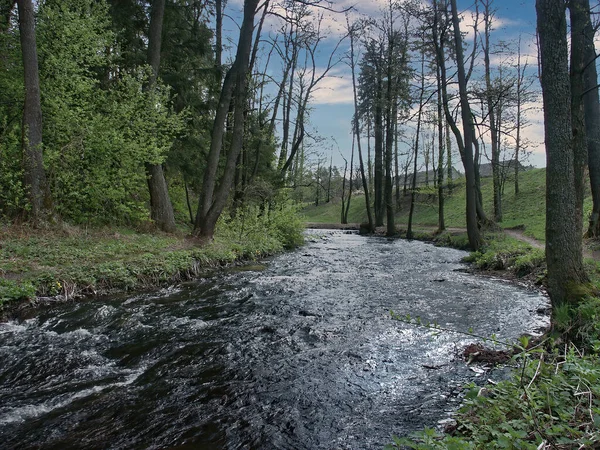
top-left (0, 279), bottom-right (36, 306)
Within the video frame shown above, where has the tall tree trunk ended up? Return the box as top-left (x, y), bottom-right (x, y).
top-left (483, 0), bottom-right (502, 222)
top-left (570, 0), bottom-right (588, 238)
top-left (514, 36), bottom-right (524, 195)
top-left (407, 47), bottom-right (426, 240)
top-left (145, 0), bottom-right (176, 232)
top-left (394, 119), bottom-right (401, 209)
top-left (374, 65), bottom-right (384, 227)
top-left (348, 18), bottom-right (374, 233)
top-left (384, 34), bottom-right (396, 236)
top-left (18, 0), bottom-right (50, 225)
top-left (436, 62), bottom-right (445, 232)
top-left (446, 120), bottom-right (452, 188)
top-left (193, 0), bottom-right (259, 239)
top-left (579, 0), bottom-right (600, 236)
top-left (536, 0), bottom-right (588, 306)
top-left (345, 136), bottom-right (354, 224)
top-left (326, 155), bottom-right (332, 203)
top-left (367, 117), bottom-right (373, 195)
top-left (449, 0), bottom-right (481, 250)
top-left (215, 0), bottom-right (222, 80)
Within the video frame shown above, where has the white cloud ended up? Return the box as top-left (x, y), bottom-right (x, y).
top-left (309, 69), bottom-right (354, 104)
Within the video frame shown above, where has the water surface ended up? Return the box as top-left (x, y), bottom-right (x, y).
top-left (0, 230), bottom-right (549, 449)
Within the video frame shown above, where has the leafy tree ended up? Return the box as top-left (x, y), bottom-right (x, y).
top-left (36, 0), bottom-right (182, 225)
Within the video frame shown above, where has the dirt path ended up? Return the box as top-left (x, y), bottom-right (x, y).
top-left (504, 229), bottom-right (545, 250)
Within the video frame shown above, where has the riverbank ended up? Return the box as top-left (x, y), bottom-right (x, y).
top-left (0, 211), bottom-right (304, 321)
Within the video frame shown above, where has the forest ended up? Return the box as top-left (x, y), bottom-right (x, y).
top-left (1, 0), bottom-right (600, 447)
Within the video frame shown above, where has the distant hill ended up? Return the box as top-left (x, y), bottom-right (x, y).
top-left (402, 166), bottom-right (463, 188)
top-left (478, 160), bottom-right (533, 178)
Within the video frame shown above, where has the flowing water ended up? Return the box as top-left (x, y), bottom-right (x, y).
top-left (0, 230), bottom-right (549, 449)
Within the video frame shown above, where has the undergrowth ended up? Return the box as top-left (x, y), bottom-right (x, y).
top-left (388, 344), bottom-right (600, 449)
top-left (388, 296), bottom-right (600, 449)
top-left (0, 201), bottom-right (304, 311)
top-left (462, 233), bottom-right (545, 278)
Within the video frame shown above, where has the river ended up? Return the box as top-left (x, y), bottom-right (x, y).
top-left (0, 230), bottom-right (549, 449)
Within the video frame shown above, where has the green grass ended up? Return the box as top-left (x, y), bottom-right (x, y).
top-left (0, 203), bottom-right (305, 310)
top-left (302, 169), bottom-right (549, 240)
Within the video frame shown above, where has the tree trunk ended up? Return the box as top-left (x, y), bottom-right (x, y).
top-left (570, 0), bottom-right (588, 238)
top-left (194, 0), bottom-right (259, 239)
top-left (394, 119), bottom-right (401, 210)
top-left (536, 0), bottom-right (588, 306)
top-left (407, 46), bottom-right (426, 240)
top-left (384, 34), bottom-right (396, 236)
top-left (483, 0), bottom-right (502, 223)
top-left (436, 61), bottom-right (445, 232)
top-left (18, 0), bottom-right (49, 225)
top-left (146, 0), bottom-right (176, 232)
top-left (348, 19), bottom-right (374, 233)
top-left (449, 0), bottom-right (481, 250)
top-left (515, 36), bottom-right (524, 196)
top-left (374, 66), bottom-right (384, 227)
top-left (575, 0), bottom-right (600, 237)
top-left (344, 135), bottom-right (354, 224)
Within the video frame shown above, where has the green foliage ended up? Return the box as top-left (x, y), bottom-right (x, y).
top-left (0, 279), bottom-right (36, 306)
top-left (0, 0), bottom-right (186, 225)
top-left (0, 202), bottom-right (303, 305)
top-left (0, 14), bottom-right (27, 218)
top-left (34, 0), bottom-right (185, 225)
top-left (391, 346), bottom-right (600, 449)
top-left (433, 232), bottom-right (471, 250)
top-left (463, 234), bottom-right (544, 276)
top-left (215, 198), bottom-right (305, 258)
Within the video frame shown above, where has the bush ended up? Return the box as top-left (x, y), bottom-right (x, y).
top-left (0, 279), bottom-right (36, 306)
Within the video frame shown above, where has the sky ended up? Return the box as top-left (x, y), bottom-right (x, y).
top-left (224, 0), bottom-right (545, 171)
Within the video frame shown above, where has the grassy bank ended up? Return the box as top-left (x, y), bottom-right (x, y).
top-left (0, 204), bottom-right (304, 317)
top-left (303, 168), bottom-right (555, 241)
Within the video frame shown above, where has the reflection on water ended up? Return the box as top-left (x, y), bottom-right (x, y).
top-left (0, 230), bottom-right (548, 449)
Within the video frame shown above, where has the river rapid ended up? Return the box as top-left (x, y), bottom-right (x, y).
top-left (0, 230), bottom-right (549, 449)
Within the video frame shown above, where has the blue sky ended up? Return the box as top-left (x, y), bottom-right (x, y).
top-left (225, 0), bottom-right (545, 171)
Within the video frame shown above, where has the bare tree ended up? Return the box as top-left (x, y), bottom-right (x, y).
top-left (407, 36), bottom-right (427, 240)
top-left (347, 16), bottom-right (374, 233)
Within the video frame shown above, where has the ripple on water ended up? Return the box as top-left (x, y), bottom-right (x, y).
top-left (0, 230), bottom-right (550, 449)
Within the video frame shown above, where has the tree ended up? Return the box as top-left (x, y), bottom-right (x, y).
top-left (569, 0), bottom-right (588, 239)
top-left (17, 0), bottom-right (49, 224)
top-left (578, 0), bottom-right (600, 237)
top-left (407, 35), bottom-right (427, 240)
top-left (347, 16), bottom-right (374, 233)
top-left (481, 0), bottom-right (502, 222)
top-left (430, 0), bottom-right (481, 250)
top-left (193, 0), bottom-right (260, 239)
top-left (536, 0), bottom-right (588, 306)
top-left (145, 0), bottom-right (176, 233)
top-left (436, 55), bottom-right (445, 232)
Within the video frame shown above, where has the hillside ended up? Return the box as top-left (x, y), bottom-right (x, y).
top-left (301, 168), bottom-right (586, 242)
